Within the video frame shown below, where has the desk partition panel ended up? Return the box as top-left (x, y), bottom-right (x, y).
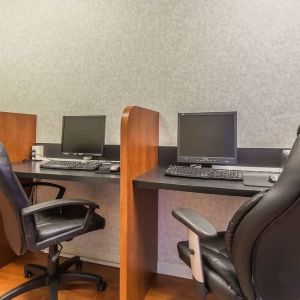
top-left (0, 112), bottom-right (36, 163)
top-left (120, 106), bottom-right (159, 300)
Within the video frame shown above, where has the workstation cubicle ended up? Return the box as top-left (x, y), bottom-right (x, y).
top-left (120, 111), bottom-right (286, 300)
top-left (0, 107), bottom-right (287, 300)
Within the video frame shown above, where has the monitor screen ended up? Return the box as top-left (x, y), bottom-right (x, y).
top-left (177, 112), bottom-right (237, 165)
top-left (61, 115), bottom-right (106, 157)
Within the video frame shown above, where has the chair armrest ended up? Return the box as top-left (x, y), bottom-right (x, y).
top-left (172, 208), bottom-right (217, 239)
top-left (22, 182), bottom-right (66, 199)
top-left (21, 199), bottom-right (100, 252)
top-left (21, 199), bottom-right (99, 217)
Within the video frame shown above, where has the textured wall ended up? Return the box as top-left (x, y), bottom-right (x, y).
top-left (1, 0), bottom-right (300, 277)
top-left (1, 1), bottom-right (300, 147)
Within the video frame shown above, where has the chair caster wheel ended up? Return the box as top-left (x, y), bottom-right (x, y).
top-left (98, 281), bottom-right (107, 291)
top-left (24, 271), bottom-right (33, 278)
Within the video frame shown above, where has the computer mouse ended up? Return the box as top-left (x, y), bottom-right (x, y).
top-left (110, 163), bottom-right (120, 173)
top-left (268, 174), bottom-right (279, 183)
top-left (95, 165), bottom-right (111, 174)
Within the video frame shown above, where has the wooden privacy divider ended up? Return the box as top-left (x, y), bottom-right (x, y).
top-left (120, 106), bottom-right (159, 300)
top-left (0, 112), bottom-right (36, 163)
top-left (0, 111), bottom-right (36, 267)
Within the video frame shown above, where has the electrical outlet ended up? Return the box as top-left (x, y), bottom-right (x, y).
top-left (31, 145), bottom-right (44, 161)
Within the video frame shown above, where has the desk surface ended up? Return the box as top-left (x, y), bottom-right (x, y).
top-left (13, 161), bottom-right (119, 184)
top-left (134, 167), bottom-right (269, 197)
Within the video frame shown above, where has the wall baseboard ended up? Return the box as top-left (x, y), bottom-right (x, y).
top-left (59, 244), bottom-right (120, 268)
top-left (157, 262), bottom-right (192, 279)
top-left (52, 245), bottom-right (192, 279)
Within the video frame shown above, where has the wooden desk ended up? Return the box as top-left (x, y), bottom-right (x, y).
top-left (126, 166), bottom-right (271, 300)
top-left (118, 107), bottom-right (269, 300)
top-left (13, 161), bottom-right (120, 184)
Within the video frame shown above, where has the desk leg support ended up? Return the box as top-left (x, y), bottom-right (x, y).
top-left (120, 188), bottom-right (158, 300)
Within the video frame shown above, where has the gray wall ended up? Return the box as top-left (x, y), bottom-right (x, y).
top-left (1, 0), bottom-right (300, 277)
top-left (1, 0), bottom-right (300, 147)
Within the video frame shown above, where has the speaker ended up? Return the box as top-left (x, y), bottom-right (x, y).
top-left (31, 145), bottom-right (44, 161)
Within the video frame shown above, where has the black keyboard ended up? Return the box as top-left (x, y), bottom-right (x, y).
top-left (40, 160), bottom-right (102, 171)
top-left (165, 165), bottom-right (243, 181)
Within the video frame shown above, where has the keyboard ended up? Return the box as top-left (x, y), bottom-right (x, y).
top-left (165, 165), bottom-right (243, 181)
top-left (40, 160), bottom-right (102, 171)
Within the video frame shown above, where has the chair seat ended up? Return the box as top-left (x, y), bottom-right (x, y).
top-left (35, 205), bottom-right (105, 242)
top-left (177, 232), bottom-right (243, 299)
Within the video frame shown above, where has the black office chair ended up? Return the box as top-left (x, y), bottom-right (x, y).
top-left (173, 136), bottom-right (300, 300)
top-left (0, 144), bottom-right (106, 300)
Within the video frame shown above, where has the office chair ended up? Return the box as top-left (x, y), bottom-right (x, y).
top-left (0, 144), bottom-right (106, 300)
top-left (173, 136), bottom-right (300, 300)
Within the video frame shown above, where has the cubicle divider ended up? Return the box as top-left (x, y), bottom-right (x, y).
top-left (0, 112), bottom-right (36, 163)
top-left (0, 111), bottom-right (36, 267)
top-left (120, 106), bottom-right (159, 300)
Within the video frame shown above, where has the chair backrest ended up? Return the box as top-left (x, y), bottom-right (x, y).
top-left (229, 136), bottom-right (300, 300)
top-left (0, 144), bottom-right (30, 255)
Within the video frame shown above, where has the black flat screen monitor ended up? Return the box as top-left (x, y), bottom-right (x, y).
top-left (177, 112), bottom-right (237, 165)
top-left (62, 115), bottom-right (106, 157)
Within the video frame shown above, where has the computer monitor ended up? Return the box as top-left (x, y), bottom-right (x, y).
top-left (177, 112), bottom-right (237, 165)
top-left (61, 115), bottom-right (106, 158)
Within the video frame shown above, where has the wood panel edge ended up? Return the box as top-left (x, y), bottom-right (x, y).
top-left (120, 106), bottom-right (159, 300)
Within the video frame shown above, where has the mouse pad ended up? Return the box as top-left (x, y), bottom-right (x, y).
top-left (243, 173), bottom-right (274, 188)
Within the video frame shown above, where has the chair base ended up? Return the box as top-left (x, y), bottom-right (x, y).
top-left (0, 247), bottom-right (106, 300)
